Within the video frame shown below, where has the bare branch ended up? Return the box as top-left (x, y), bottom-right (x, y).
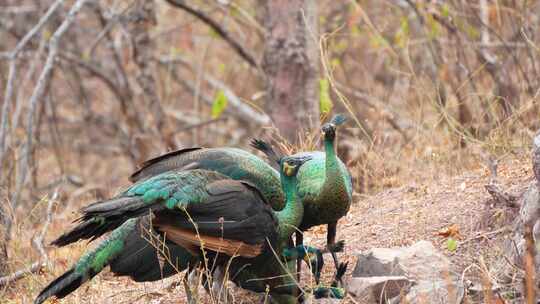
top-left (158, 55), bottom-right (270, 125)
top-left (10, 0), bottom-right (64, 57)
top-left (0, 262), bottom-right (43, 286)
top-left (164, 0), bottom-right (258, 69)
top-left (9, 0), bottom-right (92, 238)
top-left (0, 60), bottom-right (17, 165)
top-left (0, 0), bottom-right (65, 169)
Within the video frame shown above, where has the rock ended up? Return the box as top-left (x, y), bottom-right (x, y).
top-left (351, 241), bottom-right (464, 304)
top-left (347, 276), bottom-right (412, 303)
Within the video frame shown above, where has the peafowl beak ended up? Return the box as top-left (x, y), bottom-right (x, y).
top-left (302, 252), bottom-right (311, 265)
top-left (283, 162), bottom-right (295, 176)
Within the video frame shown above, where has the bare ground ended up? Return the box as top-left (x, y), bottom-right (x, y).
top-left (1, 154), bottom-right (532, 304)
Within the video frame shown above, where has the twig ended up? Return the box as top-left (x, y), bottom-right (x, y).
top-left (180, 117), bottom-right (228, 132)
top-left (0, 190), bottom-right (57, 286)
top-left (0, 5), bottom-right (37, 14)
top-left (164, 0), bottom-right (258, 69)
top-left (461, 227), bottom-right (510, 245)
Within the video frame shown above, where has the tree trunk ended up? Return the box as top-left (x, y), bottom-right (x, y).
top-left (260, 0), bottom-right (319, 143)
top-left (0, 218), bottom-right (7, 276)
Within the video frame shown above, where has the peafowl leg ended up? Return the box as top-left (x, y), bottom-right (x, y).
top-left (295, 232), bottom-right (303, 282)
top-left (327, 222), bottom-right (340, 270)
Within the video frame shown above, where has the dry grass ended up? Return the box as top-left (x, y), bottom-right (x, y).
top-left (0, 136), bottom-right (534, 303)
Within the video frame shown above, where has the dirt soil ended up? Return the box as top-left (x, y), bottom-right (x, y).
top-left (3, 155), bottom-right (533, 304)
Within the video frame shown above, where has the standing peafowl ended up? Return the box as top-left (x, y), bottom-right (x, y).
top-left (35, 155), bottom-right (342, 304)
top-left (251, 114), bottom-right (353, 275)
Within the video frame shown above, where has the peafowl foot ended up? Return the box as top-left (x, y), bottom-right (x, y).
top-left (313, 286), bottom-right (346, 299)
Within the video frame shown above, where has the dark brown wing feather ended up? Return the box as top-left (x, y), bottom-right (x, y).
top-left (153, 179), bottom-right (278, 258)
top-left (129, 147), bottom-right (203, 182)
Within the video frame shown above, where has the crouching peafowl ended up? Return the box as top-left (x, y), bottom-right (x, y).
top-left (251, 114), bottom-right (353, 277)
top-left (35, 155), bottom-right (342, 304)
top-left (128, 146), bottom-right (285, 210)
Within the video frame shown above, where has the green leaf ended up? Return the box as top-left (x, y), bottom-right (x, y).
top-left (331, 58), bottom-right (341, 69)
top-left (446, 238), bottom-right (458, 252)
top-left (319, 78), bottom-right (333, 114)
top-left (369, 34), bottom-right (387, 49)
top-left (43, 29), bottom-right (52, 41)
top-left (211, 90), bottom-right (228, 119)
top-left (350, 25), bottom-right (361, 37)
top-left (441, 4), bottom-right (450, 18)
top-left (217, 63), bottom-right (226, 74)
top-left (426, 14), bottom-right (441, 40)
top-left (394, 17), bottom-right (410, 49)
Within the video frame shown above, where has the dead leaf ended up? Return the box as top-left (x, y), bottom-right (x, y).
top-left (437, 224), bottom-right (462, 239)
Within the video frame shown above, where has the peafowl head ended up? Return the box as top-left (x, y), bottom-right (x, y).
top-left (281, 155), bottom-right (312, 177)
top-left (322, 114), bottom-right (347, 142)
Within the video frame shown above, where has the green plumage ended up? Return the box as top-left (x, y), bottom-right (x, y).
top-left (126, 170), bottom-right (211, 208)
top-left (252, 115), bottom-right (352, 231)
top-left (38, 154), bottom-right (317, 304)
top-left (251, 114), bottom-right (353, 274)
top-left (129, 147), bottom-right (285, 210)
top-left (294, 149), bottom-right (352, 230)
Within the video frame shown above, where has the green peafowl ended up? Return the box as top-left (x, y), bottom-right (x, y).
top-left (45, 145), bottom-right (329, 300)
top-left (35, 155), bottom-right (341, 304)
top-left (251, 114), bottom-right (353, 276)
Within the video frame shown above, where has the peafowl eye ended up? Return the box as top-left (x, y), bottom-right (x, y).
top-left (281, 156), bottom-right (312, 177)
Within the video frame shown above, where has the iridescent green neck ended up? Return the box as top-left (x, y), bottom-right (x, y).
top-left (324, 136), bottom-right (340, 180)
top-left (275, 173), bottom-right (303, 244)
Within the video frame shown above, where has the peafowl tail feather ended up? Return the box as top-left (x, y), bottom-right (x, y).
top-left (35, 219), bottom-right (137, 304)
